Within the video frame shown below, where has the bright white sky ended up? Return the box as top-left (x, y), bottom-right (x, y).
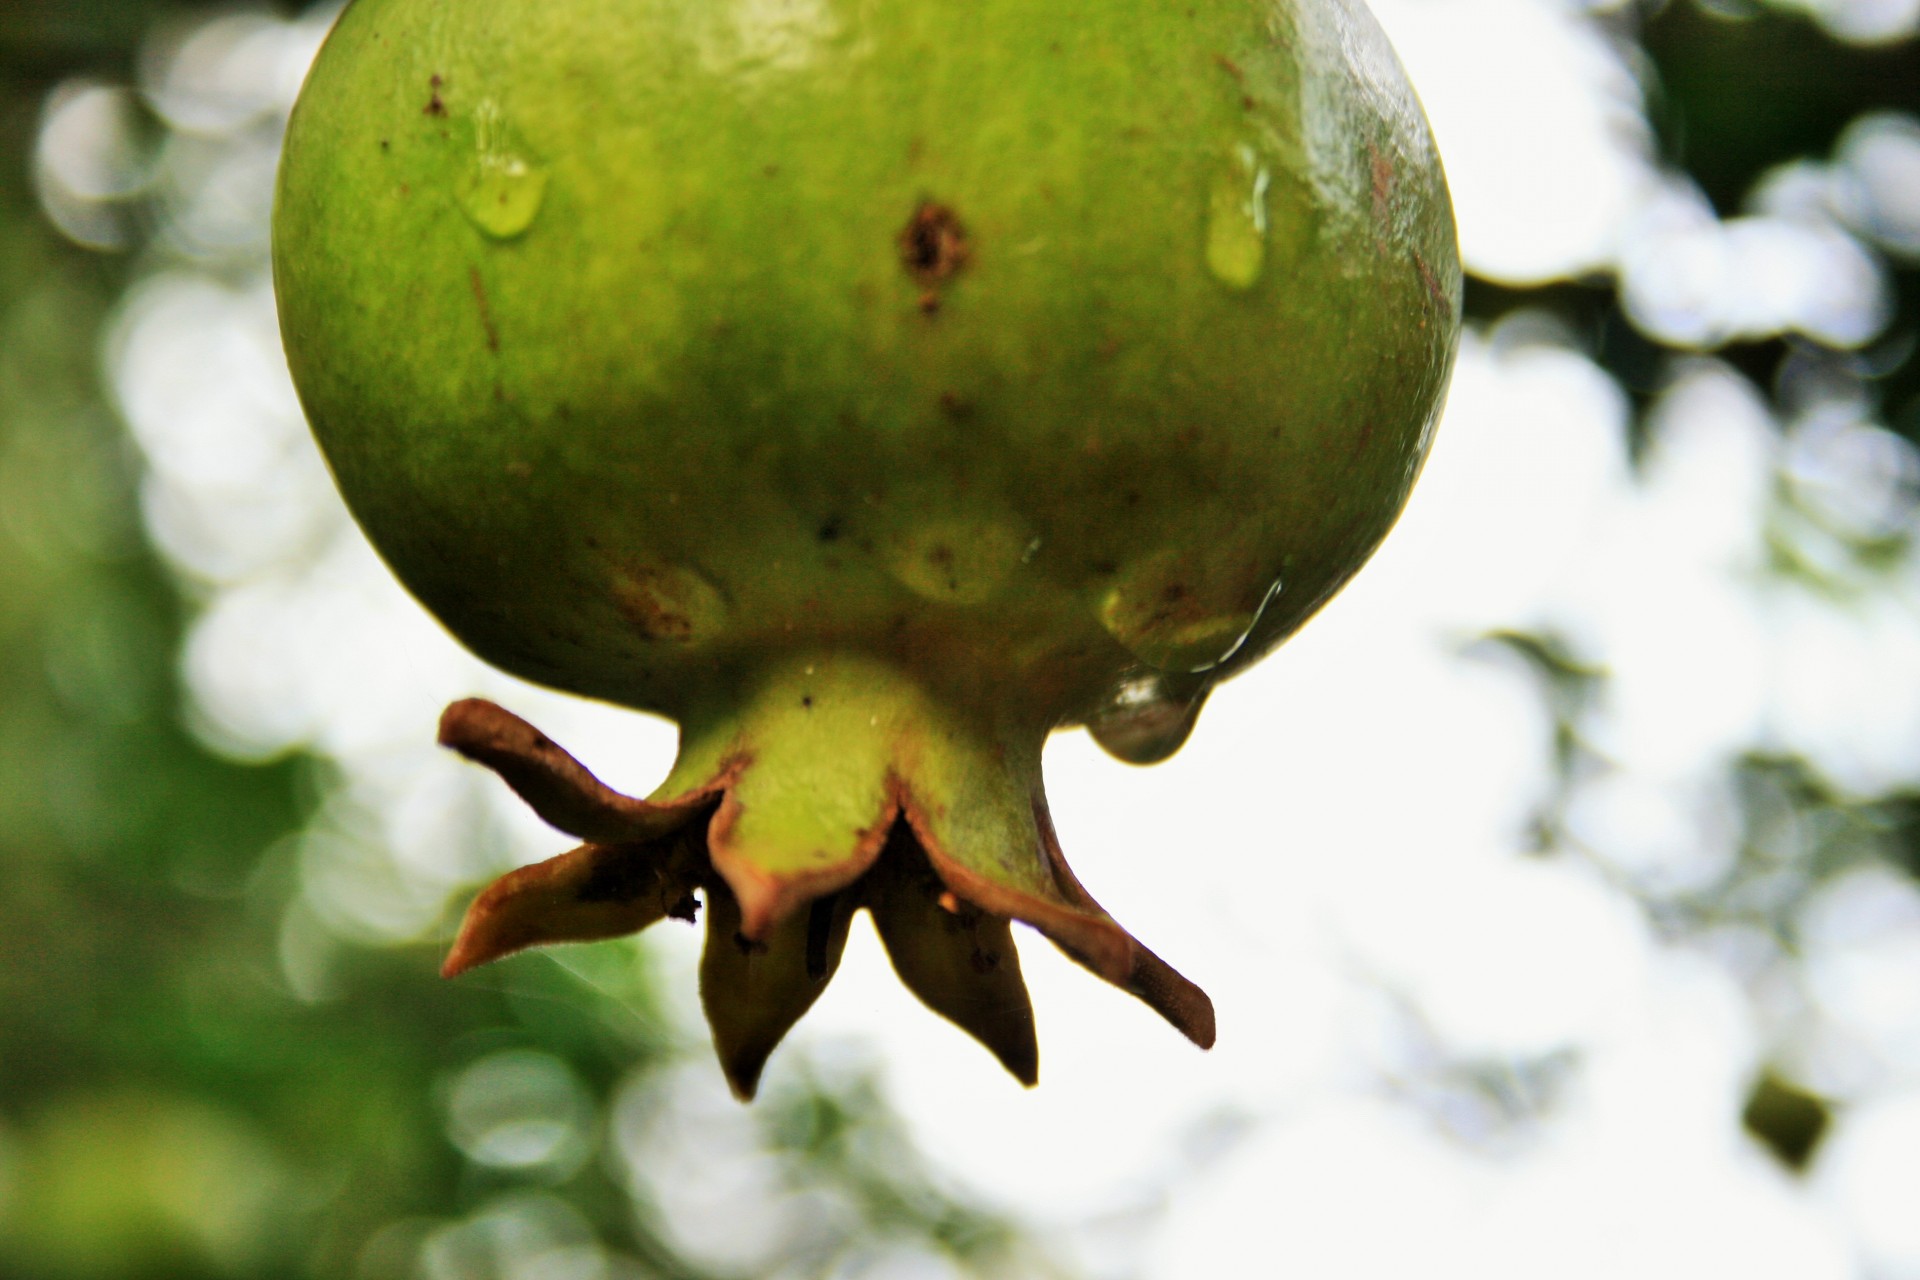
top-left (53, 0), bottom-right (1920, 1276)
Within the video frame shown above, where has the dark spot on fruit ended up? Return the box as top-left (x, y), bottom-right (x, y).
top-left (817, 515), bottom-right (843, 542)
top-left (379, 138), bottom-right (390, 151)
top-left (801, 695), bottom-right (813, 709)
top-left (585, 535), bottom-right (601, 549)
top-left (1212, 52), bottom-right (1244, 82)
top-left (1123, 489), bottom-right (1142, 507)
top-left (938, 391), bottom-right (973, 420)
top-left (468, 267), bottom-right (500, 353)
top-left (918, 292), bottom-right (941, 315)
top-left (763, 162), bottom-right (779, 176)
top-left (424, 74), bottom-right (447, 116)
top-left (900, 201), bottom-right (969, 286)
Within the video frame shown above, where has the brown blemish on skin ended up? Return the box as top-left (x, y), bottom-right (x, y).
top-left (1369, 143), bottom-right (1394, 224)
top-left (612, 568), bottom-right (694, 641)
top-left (1414, 250), bottom-right (1449, 312)
top-left (911, 543), bottom-right (961, 594)
top-left (424, 73), bottom-right (447, 116)
top-left (900, 201), bottom-right (969, 299)
top-left (1212, 52), bottom-right (1245, 82)
top-left (468, 267), bottom-right (500, 353)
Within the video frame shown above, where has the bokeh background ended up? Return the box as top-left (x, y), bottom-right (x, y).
top-left (5, 0), bottom-right (1920, 1276)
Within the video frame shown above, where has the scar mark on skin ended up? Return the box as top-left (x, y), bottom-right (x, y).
top-left (469, 267), bottom-right (500, 353)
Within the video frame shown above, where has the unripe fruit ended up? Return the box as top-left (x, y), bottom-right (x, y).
top-left (275, 0), bottom-right (1460, 1097)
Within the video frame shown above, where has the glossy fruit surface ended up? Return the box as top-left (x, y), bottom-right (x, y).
top-left (274, 0), bottom-right (1460, 1097)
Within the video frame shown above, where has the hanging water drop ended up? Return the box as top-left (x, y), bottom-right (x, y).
top-left (457, 100), bottom-right (549, 240)
top-left (1098, 556), bottom-right (1284, 673)
top-left (1087, 674), bottom-right (1211, 765)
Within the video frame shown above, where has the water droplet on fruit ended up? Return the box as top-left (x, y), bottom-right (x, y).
top-left (1087, 674), bottom-right (1211, 765)
top-left (457, 101), bottom-right (548, 240)
top-left (1099, 560), bottom-right (1283, 673)
top-left (1205, 144), bottom-right (1269, 290)
top-left (885, 517), bottom-right (1027, 605)
top-left (610, 564), bottom-right (728, 643)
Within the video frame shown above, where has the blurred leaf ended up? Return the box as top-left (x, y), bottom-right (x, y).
top-left (1741, 1071), bottom-right (1833, 1171)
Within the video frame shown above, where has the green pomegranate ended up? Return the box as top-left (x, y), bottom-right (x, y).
top-left (274, 0), bottom-right (1459, 1097)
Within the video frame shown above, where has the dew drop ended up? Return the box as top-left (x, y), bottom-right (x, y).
top-left (1205, 143), bottom-right (1270, 291)
top-left (885, 516), bottom-right (1028, 605)
top-left (457, 101), bottom-right (548, 240)
top-left (1099, 560), bottom-right (1283, 673)
top-left (610, 563), bottom-right (728, 644)
top-left (1087, 674), bottom-right (1211, 765)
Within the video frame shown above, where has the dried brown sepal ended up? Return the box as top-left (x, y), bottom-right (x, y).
top-left (902, 795), bottom-right (1214, 1050)
top-left (1032, 799), bottom-right (1215, 1048)
top-left (441, 826), bottom-right (708, 978)
top-left (865, 827), bottom-right (1039, 1086)
top-left (438, 698), bottom-right (716, 844)
top-left (438, 698), bottom-right (1212, 1098)
top-left (700, 880), bottom-right (855, 1101)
